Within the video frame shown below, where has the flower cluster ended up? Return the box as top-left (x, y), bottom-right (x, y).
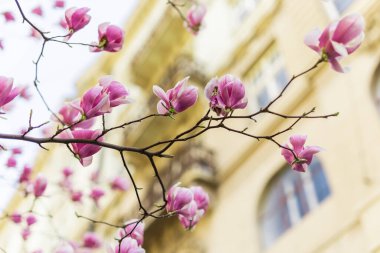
top-left (166, 183), bottom-right (209, 230)
top-left (56, 76), bottom-right (130, 166)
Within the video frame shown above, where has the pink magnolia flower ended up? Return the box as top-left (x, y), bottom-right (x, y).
top-left (10, 212), bottom-right (22, 224)
top-left (281, 135), bottom-right (322, 172)
top-left (119, 220), bottom-right (144, 246)
top-left (26, 214), bottom-right (37, 226)
top-left (19, 165), bottom-right (32, 183)
top-left (83, 232), bottom-right (102, 249)
top-left (54, 0), bottom-right (65, 8)
top-left (153, 77), bottom-right (198, 115)
top-left (65, 7), bottom-right (91, 36)
top-left (75, 86), bottom-right (111, 119)
top-left (12, 147), bottom-right (22, 155)
top-left (0, 76), bottom-right (20, 108)
top-left (3, 11), bottom-right (15, 22)
top-left (304, 13), bottom-right (365, 72)
top-left (62, 167), bottom-right (73, 178)
top-left (186, 4), bottom-right (206, 34)
top-left (166, 183), bottom-right (193, 215)
top-left (89, 187), bottom-right (105, 206)
top-left (30, 28), bottom-right (41, 39)
top-left (70, 190), bottom-right (83, 203)
top-left (21, 227), bottom-right (31, 240)
top-left (99, 76), bottom-right (130, 107)
top-left (6, 156), bottom-right (17, 168)
top-left (59, 18), bottom-right (68, 29)
top-left (90, 23), bottom-right (124, 53)
top-left (31, 6), bottom-right (43, 16)
top-left (57, 102), bottom-right (95, 128)
top-left (61, 129), bottom-right (103, 166)
top-left (205, 74), bottom-right (247, 116)
top-left (33, 175), bottom-right (48, 197)
top-left (110, 176), bottom-right (130, 191)
top-left (113, 238), bottom-right (145, 253)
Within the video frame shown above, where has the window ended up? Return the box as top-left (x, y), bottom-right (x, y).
top-left (322, 0), bottom-right (356, 19)
top-left (258, 159), bottom-right (330, 249)
top-left (246, 49), bottom-right (288, 111)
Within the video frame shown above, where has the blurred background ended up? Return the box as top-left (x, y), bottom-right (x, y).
top-left (1, 0), bottom-right (380, 252)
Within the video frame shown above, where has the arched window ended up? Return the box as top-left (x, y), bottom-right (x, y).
top-left (258, 159), bottom-right (330, 249)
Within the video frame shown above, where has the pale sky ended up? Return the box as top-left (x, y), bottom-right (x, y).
top-left (0, 0), bottom-right (138, 210)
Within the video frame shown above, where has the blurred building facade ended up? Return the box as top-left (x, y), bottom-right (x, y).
top-left (2, 0), bottom-right (380, 252)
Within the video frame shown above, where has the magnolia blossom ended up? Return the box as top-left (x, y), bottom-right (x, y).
top-left (281, 135), bottom-right (322, 172)
top-left (75, 86), bottom-right (111, 119)
top-left (99, 76), bottom-right (130, 107)
top-left (186, 4), bottom-right (206, 34)
top-left (70, 190), bottom-right (83, 203)
top-left (12, 147), bottom-right (22, 155)
top-left (110, 176), bottom-right (130, 191)
top-left (3, 11), bottom-right (15, 22)
top-left (62, 167), bottom-right (73, 178)
top-left (21, 227), bottom-right (31, 240)
top-left (0, 76), bottom-right (20, 108)
top-left (30, 28), bottom-right (41, 39)
top-left (33, 175), bottom-right (48, 197)
top-left (6, 156), bottom-right (17, 168)
top-left (119, 220), bottom-right (144, 246)
top-left (166, 183), bottom-right (193, 214)
top-left (89, 187), bottom-right (105, 206)
top-left (26, 214), bottom-right (37, 226)
top-left (153, 77), bottom-right (198, 115)
top-left (83, 232), bottom-right (102, 249)
top-left (112, 238), bottom-right (145, 253)
top-left (54, 0), bottom-right (65, 8)
top-left (31, 6), bottom-right (43, 16)
top-left (304, 13), bottom-right (365, 72)
top-left (61, 129), bottom-right (103, 166)
top-left (10, 212), bottom-right (22, 224)
top-left (65, 7), bottom-right (91, 36)
top-left (91, 23), bottom-right (124, 52)
top-left (59, 18), bottom-right (68, 29)
top-left (19, 165), bottom-right (32, 183)
top-left (205, 74), bottom-right (247, 116)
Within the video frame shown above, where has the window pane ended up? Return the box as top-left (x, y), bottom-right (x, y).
top-left (257, 87), bottom-right (270, 108)
top-left (310, 159), bottom-right (331, 202)
top-left (293, 174), bottom-right (310, 217)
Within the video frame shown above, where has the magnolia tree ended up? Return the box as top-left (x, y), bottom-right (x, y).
top-left (0, 0), bottom-right (365, 252)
